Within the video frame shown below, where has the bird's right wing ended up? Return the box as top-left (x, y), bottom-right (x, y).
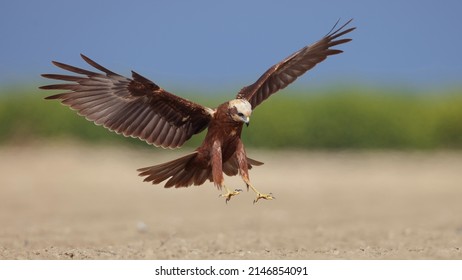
top-left (40, 54), bottom-right (214, 149)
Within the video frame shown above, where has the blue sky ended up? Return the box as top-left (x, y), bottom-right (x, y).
top-left (1, 0), bottom-right (461, 93)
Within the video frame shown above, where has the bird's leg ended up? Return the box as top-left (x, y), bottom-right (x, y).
top-left (235, 139), bottom-right (273, 203)
top-left (219, 185), bottom-right (242, 203)
top-left (246, 182), bottom-right (275, 204)
top-left (211, 140), bottom-right (241, 203)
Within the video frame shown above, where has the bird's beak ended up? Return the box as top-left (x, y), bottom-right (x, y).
top-left (245, 117), bottom-right (250, 127)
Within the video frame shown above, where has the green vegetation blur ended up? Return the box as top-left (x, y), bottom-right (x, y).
top-left (1, 86), bottom-right (461, 149)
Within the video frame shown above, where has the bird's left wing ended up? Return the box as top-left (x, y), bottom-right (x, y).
top-left (236, 19), bottom-right (355, 109)
top-left (40, 54), bottom-right (214, 149)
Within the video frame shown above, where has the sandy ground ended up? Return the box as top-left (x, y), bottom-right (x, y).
top-left (0, 144), bottom-right (461, 259)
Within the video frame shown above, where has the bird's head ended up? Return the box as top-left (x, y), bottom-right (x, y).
top-left (228, 99), bottom-right (252, 126)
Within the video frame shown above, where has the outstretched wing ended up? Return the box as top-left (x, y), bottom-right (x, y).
top-left (40, 54), bottom-right (214, 149)
top-left (236, 19), bottom-right (355, 109)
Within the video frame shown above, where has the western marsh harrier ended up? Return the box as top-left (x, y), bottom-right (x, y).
top-left (40, 20), bottom-right (355, 203)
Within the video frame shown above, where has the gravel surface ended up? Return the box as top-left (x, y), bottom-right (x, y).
top-left (1, 145), bottom-right (461, 259)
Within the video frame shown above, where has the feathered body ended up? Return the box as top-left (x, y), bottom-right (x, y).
top-left (138, 100), bottom-right (262, 189)
top-left (40, 20), bottom-right (355, 202)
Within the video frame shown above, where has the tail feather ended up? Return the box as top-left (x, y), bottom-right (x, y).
top-left (247, 157), bottom-right (264, 166)
top-left (138, 152), bottom-right (211, 188)
top-left (195, 169), bottom-right (211, 185)
top-left (222, 155), bottom-right (264, 176)
top-left (166, 166), bottom-right (197, 187)
top-left (138, 152), bottom-right (264, 188)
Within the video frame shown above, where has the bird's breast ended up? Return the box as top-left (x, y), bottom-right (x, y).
top-left (200, 122), bottom-right (242, 158)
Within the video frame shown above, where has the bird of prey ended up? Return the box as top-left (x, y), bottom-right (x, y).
top-left (40, 19), bottom-right (355, 203)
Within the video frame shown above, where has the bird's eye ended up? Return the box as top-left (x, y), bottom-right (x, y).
top-left (237, 112), bottom-right (244, 117)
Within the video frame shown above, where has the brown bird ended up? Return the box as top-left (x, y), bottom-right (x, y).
top-left (40, 19), bottom-right (355, 203)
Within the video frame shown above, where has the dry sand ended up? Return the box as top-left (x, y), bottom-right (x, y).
top-left (0, 144), bottom-right (461, 259)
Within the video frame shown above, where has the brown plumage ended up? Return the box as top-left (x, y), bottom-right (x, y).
top-left (40, 19), bottom-right (355, 203)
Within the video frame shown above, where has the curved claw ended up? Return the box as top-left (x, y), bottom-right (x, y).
top-left (220, 189), bottom-right (242, 204)
top-left (253, 193), bottom-right (275, 204)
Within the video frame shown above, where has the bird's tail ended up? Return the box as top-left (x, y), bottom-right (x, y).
top-left (138, 152), bottom-right (264, 188)
top-left (137, 152), bottom-right (212, 188)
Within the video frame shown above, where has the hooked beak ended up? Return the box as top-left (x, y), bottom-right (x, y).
top-left (245, 117), bottom-right (250, 127)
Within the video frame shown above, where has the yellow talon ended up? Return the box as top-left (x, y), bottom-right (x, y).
top-left (246, 183), bottom-right (275, 204)
top-left (220, 187), bottom-right (242, 203)
top-left (253, 192), bottom-right (275, 204)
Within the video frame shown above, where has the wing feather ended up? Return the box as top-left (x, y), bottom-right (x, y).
top-left (132, 110), bottom-right (155, 137)
top-left (236, 19), bottom-right (355, 109)
top-left (40, 54), bottom-right (213, 148)
top-left (125, 105), bottom-right (151, 136)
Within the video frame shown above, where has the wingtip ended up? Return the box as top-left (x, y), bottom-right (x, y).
top-left (80, 53), bottom-right (90, 62)
top-left (38, 84), bottom-right (51, 90)
top-left (43, 94), bottom-right (62, 100)
top-left (80, 53), bottom-right (99, 67)
top-left (327, 18), bottom-right (356, 37)
top-left (337, 18), bottom-right (354, 26)
top-left (343, 18), bottom-right (356, 31)
top-left (345, 18), bottom-right (354, 25)
top-left (39, 83), bottom-right (60, 94)
top-left (80, 53), bottom-right (92, 64)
